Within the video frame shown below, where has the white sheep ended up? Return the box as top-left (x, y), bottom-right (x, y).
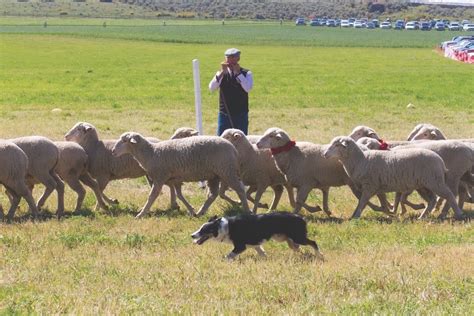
top-left (112, 132), bottom-right (250, 217)
top-left (0, 140), bottom-right (38, 222)
top-left (407, 123), bottom-right (447, 141)
top-left (221, 129), bottom-right (295, 213)
top-left (11, 136), bottom-right (65, 218)
top-left (64, 122), bottom-right (179, 210)
top-left (323, 136), bottom-right (464, 220)
top-left (349, 125), bottom-right (382, 142)
top-left (170, 127), bottom-right (199, 139)
top-left (256, 127), bottom-right (389, 216)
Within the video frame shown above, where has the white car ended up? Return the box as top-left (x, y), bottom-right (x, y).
top-left (380, 22), bottom-right (392, 29)
top-left (405, 22), bottom-right (418, 30)
top-left (448, 22), bottom-right (461, 31)
top-left (340, 20), bottom-right (351, 28)
top-left (353, 20), bottom-right (366, 28)
top-left (463, 24), bottom-right (474, 31)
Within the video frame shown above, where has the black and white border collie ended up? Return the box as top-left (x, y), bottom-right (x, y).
top-left (191, 212), bottom-right (324, 261)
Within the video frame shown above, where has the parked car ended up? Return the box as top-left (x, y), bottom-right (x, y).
top-left (340, 19), bottom-right (350, 28)
top-left (434, 22), bottom-right (446, 31)
top-left (309, 19), bottom-right (319, 26)
top-left (405, 21), bottom-right (419, 30)
top-left (448, 22), bottom-right (461, 31)
top-left (394, 20), bottom-right (405, 30)
top-left (464, 24), bottom-right (474, 31)
top-left (335, 19), bottom-right (341, 27)
top-left (372, 19), bottom-right (380, 28)
top-left (348, 18), bottom-right (356, 27)
top-left (461, 20), bottom-right (471, 26)
top-left (326, 19), bottom-right (336, 27)
top-left (295, 18), bottom-right (306, 26)
top-left (366, 22), bottom-right (375, 29)
top-left (380, 21), bottom-right (392, 29)
top-left (420, 22), bottom-right (431, 31)
top-left (353, 20), bottom-right (366, 28)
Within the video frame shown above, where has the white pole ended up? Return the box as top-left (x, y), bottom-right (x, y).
top-left (192, 59), bottom-right (203, 135)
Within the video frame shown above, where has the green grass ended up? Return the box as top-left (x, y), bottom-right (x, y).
top-left (0, 17), bottom-right (473, 314)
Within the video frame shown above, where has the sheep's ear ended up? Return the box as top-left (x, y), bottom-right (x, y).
top-left (340, 140), bottom-right (348, 148)
top-left (130, 136), bottom-right (138, 144)
top-left (430, 131), bottom-right (437, 138)
top-left (83, 125), bottom-right (92, 132)
top-left (275, 133), bottom-right (282, 140)
top-left (208, 215), bottom-right (218, 222)
top-left (368, 131), bottom-right (376, 137)
top-left (233, 132), bottom-right (242, 139)
top-left (191, 131), bottom-right (199, 136)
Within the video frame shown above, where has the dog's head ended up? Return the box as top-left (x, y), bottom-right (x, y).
top-left (191, 216), bottom-right (222, 245)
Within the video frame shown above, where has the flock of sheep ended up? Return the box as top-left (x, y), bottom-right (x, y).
top-left (0, 122), bottom-right (472, 223)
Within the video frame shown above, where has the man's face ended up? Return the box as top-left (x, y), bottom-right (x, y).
top-left (225, 54), bottom-right (240, 65)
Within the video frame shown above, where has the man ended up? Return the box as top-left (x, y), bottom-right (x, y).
top-left (209, 48), bottom-right (253, 135)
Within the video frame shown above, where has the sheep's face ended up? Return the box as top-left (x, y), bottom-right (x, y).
top-left (356, 137), bottom-right (380, 150)
top-left (64, 122), bottom-right (95, 143)
top-left (324, 137), bottom-right (350, 159)
top-left (112, 132), bottom-right (141, 157)
top-left (170, 127), bottom-right (199, 140)
top-left (221, 129), bottom-right (245, 145)
top-left (349, 126), bottom-right (381, 141)
top-left (256, 128), bottom-right (289, 149)
top-left (412, 127), bottom-right (442, 141)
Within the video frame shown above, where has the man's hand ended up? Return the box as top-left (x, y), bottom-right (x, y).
top-left (233, 63), bottom-right (241, 75)
top-left (221, 62), bottom-right (229, 74)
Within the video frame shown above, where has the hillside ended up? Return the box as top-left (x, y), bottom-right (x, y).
top-left (1, 0), bottom-right (473, 20)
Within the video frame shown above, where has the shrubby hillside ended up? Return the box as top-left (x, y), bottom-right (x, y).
top-left (1, 0), bottom-right (473, 20)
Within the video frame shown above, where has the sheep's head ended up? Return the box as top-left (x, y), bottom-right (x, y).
top-left (64, 122), bottom-right (96, 143)
top-left (256, 127), bottom-right (290, 149)
top-left (221, 129), bottom-right (246, 145)
top-left (324, 136), bottom-right (352, 159)
top-left (356, 137), bottom-right (381, 150)
top-left (170, 127), bottom-right (199, 140)
top-left (112, 132), bottom-right (143, 157)
top-left (411, 126), bottom-right (445, 141)
top-left (349, 125), bottom-right (381, 141)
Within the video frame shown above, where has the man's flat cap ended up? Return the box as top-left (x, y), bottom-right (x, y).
top-left (224, 48), bottom-right (241, 56)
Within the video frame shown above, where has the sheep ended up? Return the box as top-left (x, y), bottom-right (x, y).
top-left (170, 127), bottom-right (199, 139)
top-left (112, 132), bottom-right (250, 218)
top-left (11, 136), bottom-right (65, 218)
top-left (349, 125), bottom-right (381, 142)
top-left (220, 129), bottom-right (295, 213)
top-left (64, 122), bottom-right (180, 210)
top-left (323, 136), bottom-right (464, 220)
top-left (256, 127), bottom-right (392, 217)
top-left (392, 140), bottom-right (474, 219)
top-left (0, 140), bottom-right (38, 222)
top-left (407, 123), bottom-right (447, 141)
top-left (54, 142), bottom-right (108, 212)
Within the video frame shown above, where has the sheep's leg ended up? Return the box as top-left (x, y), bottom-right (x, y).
top-left (284, 183), bottom-right (296, 208)
top-left (269, 184), bottom-right (284, 210)
top-left (5, 190), bottom-right (21, 223)
top-left (51, 172), bottom-right (65, 219)
top-left (218, 182), bottom-right (240, 206)
top-left (351, 191), bottom-right (373, 219)
top-left (403, 198), bottom-right (425, 210)
top-left (167, 184), bottom-right (179, 210)
top-left (251, 187), bottom-right (266, 214)
top-left (437, 179), bottom-right (463, 220)
top-left (136, 182), bottom-right (163, 219)
top-left (286, 238), bottom-right (300, 252)
top-left (434, 197), bottom-right (445, 212)
top-left (63, 176), bottom-right (86, 212)
top-left (96, 176), bottom-right (118, 205)
top-left (457, 183), bottom-right (469, 210)
top-left (79, 173), bottom-right (108, 211)
top-left (196, 179), bottom-right (220, 217)
top-left (295, 186), bottom-right (321, 214)
top-left (246, 186), bottom-right (269, 209)
top-left (350, 184), bottom-right (384, 212)
top-left (417, 189), bottom-right (437, 219)
top-left (174, 183), bottom-right (196, 216)
top-left (393, 192), bottom-right (401, 214)
top-left (226, 178), bottom-right (251, 213)
top-left (35, 172), bottom-right (58, 213)
top-left (321, 188), bottom-right (332, 217)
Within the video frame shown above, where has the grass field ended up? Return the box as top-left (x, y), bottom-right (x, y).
top-left (0, 17), bottom-right (473, 314)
